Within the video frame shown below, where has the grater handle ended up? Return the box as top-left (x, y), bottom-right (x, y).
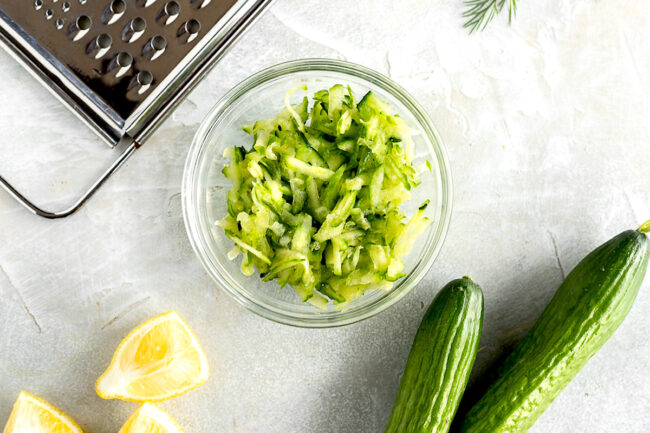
top-left (0, 140), bottom-right (138, 219)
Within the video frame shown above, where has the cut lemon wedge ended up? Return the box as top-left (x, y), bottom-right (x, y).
top-left (3, 391), bottom-right (83, 433)
top-left (118, 404), bottom-right (183, 433)
top-left (95, 311), bottom-right (209, 402)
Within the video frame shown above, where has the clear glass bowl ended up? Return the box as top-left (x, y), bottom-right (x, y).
top-left (182, 59), bottom-right (452, 327)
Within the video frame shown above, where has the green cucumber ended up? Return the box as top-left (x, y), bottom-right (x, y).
top-left (385, 277), bottom-right (484, 433)
top-left (461, 222), bottom-right (650, 433)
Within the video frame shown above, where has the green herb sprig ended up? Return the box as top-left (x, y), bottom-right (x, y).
top-left (464, 0), bottom-right (518, 33)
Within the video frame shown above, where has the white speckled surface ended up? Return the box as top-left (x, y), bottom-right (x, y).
top-left (1, 0), bottom-right (650, 432)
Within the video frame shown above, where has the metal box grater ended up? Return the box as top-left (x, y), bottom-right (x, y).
top-left (0, 0), bottom-right (274, 218)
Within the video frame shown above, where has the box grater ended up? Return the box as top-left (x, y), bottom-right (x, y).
top-left (0, 0), bottom-right (274, 218)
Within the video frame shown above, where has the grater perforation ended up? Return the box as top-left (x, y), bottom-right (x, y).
top-left (3, 0), bottom-right (241, 125)
top-left (0, 0), bottom-right (274, 218)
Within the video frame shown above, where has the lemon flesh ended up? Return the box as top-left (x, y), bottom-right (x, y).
top-left (96, 311), bottom-right (209, 402)
top-left (3, 391), bottom-right (83, 433)
top-left (118, 404), bottom-right (183, 433)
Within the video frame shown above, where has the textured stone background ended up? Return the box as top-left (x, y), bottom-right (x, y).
top-left (1, 0), bottom-right (650, 432)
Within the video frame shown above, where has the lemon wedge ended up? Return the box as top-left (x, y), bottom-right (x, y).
top-left (118, 404), bottom-right (183, 433)
top-left (96, 311), bottom-right (209, 402)
top-left (3, 391), bottom-right (83, 433)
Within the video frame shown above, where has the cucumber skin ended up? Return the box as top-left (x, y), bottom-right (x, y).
top-left (385, 277), bottom-right (484, 433)
top-left (462, 229), bottom-right (650, 433)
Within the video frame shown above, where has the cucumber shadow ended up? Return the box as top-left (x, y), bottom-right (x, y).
top-left (294, 262), bottom-right (560, 433)
top-left (448, 339), bottom-right (517, 433)
top-left (448, 263), bottom-right (562, 433)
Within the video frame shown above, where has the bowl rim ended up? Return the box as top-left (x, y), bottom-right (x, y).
top-left (182, 58), bottom-right (453, 327)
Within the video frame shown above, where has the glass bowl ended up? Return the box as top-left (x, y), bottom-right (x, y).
top-left (182, 59), bottom-right (452, 327)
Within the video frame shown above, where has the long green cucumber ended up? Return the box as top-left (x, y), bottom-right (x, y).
top-left (385, 277), bottom-right (484, 433)
top-left (461, 222), bottom-right (650, 433)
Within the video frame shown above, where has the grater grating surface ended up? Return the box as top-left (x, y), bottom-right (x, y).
top-left (0, 0), bottom-right (274, 217)
top-left (0, 0), bottom-right (271, 147)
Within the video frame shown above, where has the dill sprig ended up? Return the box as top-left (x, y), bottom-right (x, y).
top-left (463, 0), bottom-right (518, 33)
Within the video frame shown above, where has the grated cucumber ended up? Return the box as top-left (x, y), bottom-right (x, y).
top-left (218, 85), bottom-right (432, 308)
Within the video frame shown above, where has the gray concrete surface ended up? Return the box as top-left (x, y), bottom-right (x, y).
top-left (0, 0), bottom-right (649, 432)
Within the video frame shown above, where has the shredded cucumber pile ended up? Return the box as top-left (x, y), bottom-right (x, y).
top-left (217, 85), bottom-right (431, 308)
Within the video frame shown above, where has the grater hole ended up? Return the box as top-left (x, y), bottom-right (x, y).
top-left (56, 18), bottom-right (65, 29)
top-left (62, 2), bottom-right (71, 12)
top-left (103, 0), bottom-right (127, 25)
top-left (108, 51), bottom-right (133, 77)
top-left (111, 0), bottom-right (127, 14)
top-left (137, 71), bottom-right (153, 86)
top-left (132, 17), bottom-right (146, 32)
top-left (152, 35), bottom-right (167, 50)
top-left (186, 19), bottom-right (200, 34)
top-left (77, 15), bottom-right (92, 31)
top-left (177, 19), bottom-right (201, 43)
top-left (123, 17), bottom-right (147, 42)
top-left (34, 0), bottom-right (44, 11)
top-left (165, 1), bottom-right (180, 15)
top-left (45, 8), bottom-right (54, 19)
top-left (117, 52), bottom-right (133, 67)
top-left (158, 1), bottom-right (180, 25)
top-left (144, 35), bottom-right (167, 60)
top-left (97, 33), bottom-right (112, 49)
top-left (127, 70), bottom-right (154, 99)
top-left (88, 33), bottom-right (113, 59)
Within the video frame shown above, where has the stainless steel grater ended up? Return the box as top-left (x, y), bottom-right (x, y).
top-left (0, 0), bottom-right (274, 218)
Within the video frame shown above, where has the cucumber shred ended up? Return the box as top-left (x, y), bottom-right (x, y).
top-left (218, 85), bottom-right (432, 308)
